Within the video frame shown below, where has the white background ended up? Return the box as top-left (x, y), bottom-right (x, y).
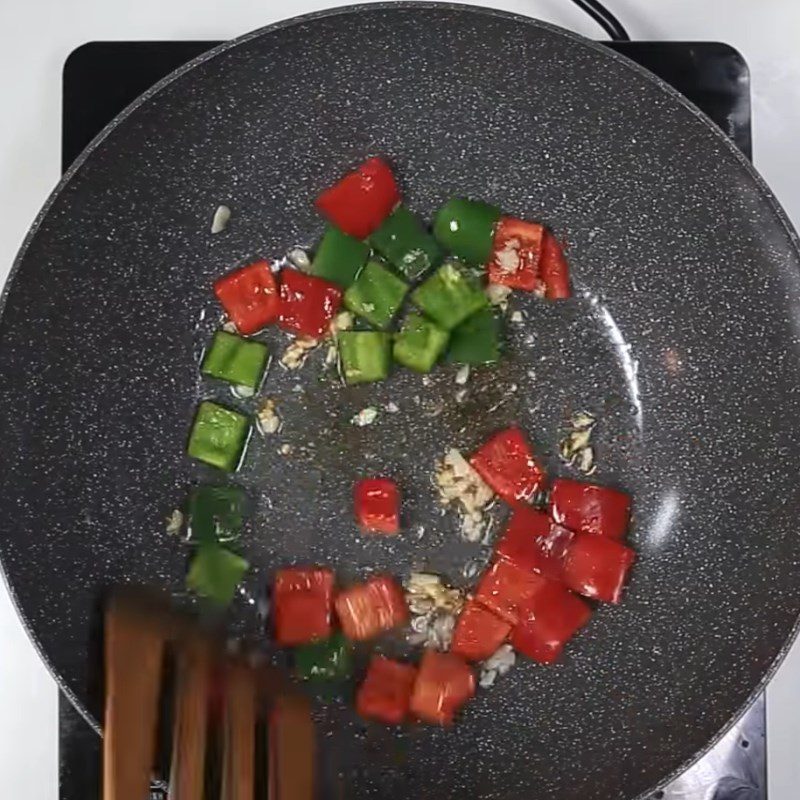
top-left (1, 1), bottom-right (799, 797)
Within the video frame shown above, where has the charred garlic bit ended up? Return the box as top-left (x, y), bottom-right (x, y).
top-left (454, 364), bottom-right (471, 386)
top-left (256, 398), bottom-right (281, 435)
top-left (559, 410), bottom-right (598, 476)
top-left (434, 448), bottom-right (495, 542)
top-left (286, 247), bottom-right (311, 272)
top-left (329, 310), bottom-right (354, 338)
top-left (478, 644), bottom-right (516, 689)
top-left (280, 336), bottom-right (319, 370)
top-left (404, 572), bottom-right (464, 651)
top-left (165, 509), bottom-right (184, 536)
top-left (210, 204), bottom-right (231, 234)
top-left (351, 406), bottom-right (378, 427)
top-left (485, 283), bottom-right (512, 312)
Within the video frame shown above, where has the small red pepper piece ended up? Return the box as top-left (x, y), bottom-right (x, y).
top-left (335, 575), bottom-right (408, 641)
top-left (487, 217), bottom-right (545, 292)
top-left (356, 655), bottom-right (417, 725)
top-left (450, 601), bottom-right (511, 662)
top-left (540, 231), bottom-right (571, 300)
top-left (473, 559), bottom-right (549, 625)
top-left (495, 506), bottom-right (574, 582)
top-left (273, 567), bottom-right (335, 646)
top-left (562, 534), bottom-right (635, 603)
top-left (410, 650), bottom-right (475, 726)
top-left (315, 157), bottom-right (400, 239)
top-left (470, 426), bottom-right (546, 506)
top-left (354, 478), bottom-right (400, 535)
top-left (213, 260), bottom-right (280, 335)
top-left (511, 582), bottom-right (592, 664)
top-left (549, 478), bottom-right (631, 541)
top-left (278, 268), bottom-right (343, 338)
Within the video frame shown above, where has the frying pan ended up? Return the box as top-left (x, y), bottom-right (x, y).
top-left (1, 4), bottom-right (799, 799)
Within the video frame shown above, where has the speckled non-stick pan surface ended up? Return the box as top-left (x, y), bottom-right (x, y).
top-left (2, 4), bottom-right (800, 799)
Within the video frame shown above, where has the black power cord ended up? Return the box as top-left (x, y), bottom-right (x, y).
top-left (568, 0), bottom-right (630, 41)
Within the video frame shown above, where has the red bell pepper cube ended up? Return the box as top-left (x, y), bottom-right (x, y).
top-left (335, 575), bottom-right (408, 641)
top-left (473, 559), bottom-right (548, 626)
top-left (469, 426), bottom-right (546, 506)
top-left (511, 582), bottom-right (592, 664)
top-left (273, 567), bottom-right (334, 646)
top-left (495, 506), bottom-right (575, 582)
top-left (356, 655), bottom-right (417, 725)
top-left (549, 478), bottom-right (631, 541)
top-left (487, 217), bottom-right (545, 293)
top-left (213, 260), bottom-right (280, 335)
top-left (540, 231), bottom-right (571, 300)
top-left (410, 650), bottom-right (476, 725)
top-left (354, 478), bottom-right (399, 535)
top-left (562, 534), bottom-right (635, 603)
top-left (278, 268), bottom-right (343, 339)
top-left (450, 601), bottom-right (511, 662)
top-left (315, 157), bottom-right (400, 239)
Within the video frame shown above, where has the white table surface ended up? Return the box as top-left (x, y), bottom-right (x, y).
top-left (1, 1), bottom-right (799, 797)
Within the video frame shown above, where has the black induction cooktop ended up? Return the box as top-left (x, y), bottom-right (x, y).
top-left (57, 39), bottom-right (760, 800)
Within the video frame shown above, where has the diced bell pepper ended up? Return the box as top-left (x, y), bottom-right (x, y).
top-left (213, 260), bottom-right (279, 335)
top-left (186, 543), bottom-right (249, 606)
top-left (344, 260), bottom-right (408, 329)
top-left (447, 308), bottom-right (501, 365)
top-left (562, 534), bottom-right (635, 604)
top-left (549, 478), bottom-right (631, 541)
top-left (412, 261), bottom-right (487, 331)
top-left (338, 331), bottom-right (392, 384)
top-left (473, 559), bottom-right (548, 626)
top-left (369, 205), bottom-right (442, 280)
top-left (540, 231), bottom-right (572, 300)
top-left (278, 268), bottom-right (343, 339)
top-left (294, 632), bottom-right (352, 683)
top-left (335, 575), bottom-right (408, 641)
top-left (356, 655), bottom-right (417, 725)
top-left (410, 650), bottom-right (475, 725)
top-left (186, 484), bottom-right (246, 545)
top-left (201, 330), bottom-right (269, 390)
top-left (487, 217), bottom-right (545, 293)
top-left (310, 225), bottom-right (369, 288)
top-left (273, 567), bottom-right (335, 646)
top-left (450, 601), bottom-right (511, 662)
top-left (470, 426), bottom-right (546, 506)
top-left (354, 478), bottom-right (400, 535)
top-left (315, 157), bottom-right (400, 239)
top-left (433, 198), bottom-right (501, 266)
top-left (393, 312), bottom-right (449, 373)
top-left (187, 401), bottom-right (250, 472)
top-left (495, 506), bottom-right (574, 582)
top-left (511, 582), bottom-right (591, 664)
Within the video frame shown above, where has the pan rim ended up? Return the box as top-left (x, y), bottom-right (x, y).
top-left (1, 4), bottom-right (797, 797)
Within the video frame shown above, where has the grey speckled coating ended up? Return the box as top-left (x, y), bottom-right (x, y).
top-left (1, 4), bottom-right (800, 799)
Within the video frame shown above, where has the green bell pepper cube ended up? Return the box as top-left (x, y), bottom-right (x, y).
top-left (433, 198), bottom-right (501, 265)
top-left (310, 225), bottom-right (370, 288)
top-left (447, 308), bottom-right (502, 365)
top-left (201, 330), bottom-right (269, 390)
top-left (393, 312), bottom-right (449, 373)
top-left (294, 632), bottom-right (352, 683)
top-left (187, 401), bottom-right (250, 472)
top-left (186, 485), bottom-right (246, 545)
top-left (369, 206), bottom-right (443, 280)
top-left (338, 331), bottom-right (392, 384)
top-left (411, 261), bottom-right (488, 330)
top-left (344, 260), bottom-right (408, 329)
top-left (186, 542), bottom-right (249, 605)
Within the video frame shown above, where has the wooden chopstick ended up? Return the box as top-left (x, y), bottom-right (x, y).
top-left (221, 660), bottom-right (257, 800)
top-left (102, 598), bottom-right (167, 800)
top-left (269, 694), bottom-right (315, 800)
top-left (169, 639), bottom-right (212, 800)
